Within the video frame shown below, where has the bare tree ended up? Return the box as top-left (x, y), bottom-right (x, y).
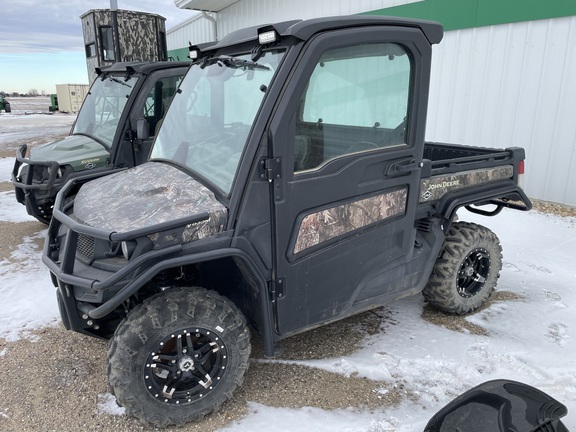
top-left (28, 88), bottom-right (39, 96)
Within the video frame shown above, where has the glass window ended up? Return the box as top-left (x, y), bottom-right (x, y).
top-left (85, 43), bottom-right (96, 58)
top-left (295, 43), bottom-right (411, 173)
top-left (151, 51), bottom-right (284, 194)
top-left (159, 31), bottom-right (168, 61)
top-left (73, 75), bottom-right (140, 147)
top-left (142, 74), bottom-right (185, 137)
top-left (99, 26), bottom-right (115, 61)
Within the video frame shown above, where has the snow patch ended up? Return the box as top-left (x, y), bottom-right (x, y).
top-left (0, 157), bottom-right (16, 181)
top-left (0, 190), bottom-right (37, 223)
top-left (0, 229), bottom-right (59, 341)
top-left (97, 394), bottom-right (126, 416)
top-left (218, 403), bottom-right (418, 432)
top-left (254, 208), bottom-right (576, 429)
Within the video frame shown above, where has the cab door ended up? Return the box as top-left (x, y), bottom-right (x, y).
top-left (269, 26), bottom-right (433, 336)
top-left (114, 69), bottom-right (186, 168)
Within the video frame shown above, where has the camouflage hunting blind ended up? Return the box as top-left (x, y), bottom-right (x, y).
top-left (81, 8), bottom-right (169, 83)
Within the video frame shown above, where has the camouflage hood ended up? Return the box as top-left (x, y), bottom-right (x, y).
top-left (31, 134), bottom-right (109, 171)
top-left (73, 162), bottom-right (228, 235)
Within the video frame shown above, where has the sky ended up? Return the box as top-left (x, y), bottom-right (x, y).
top-left (0, 0), bottom-right (195, 95)
top-left (1, 111), bottom-right (576, 429)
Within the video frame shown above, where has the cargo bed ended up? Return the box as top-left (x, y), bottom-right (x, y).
top-left (419, 142), bottom-right (530, 215)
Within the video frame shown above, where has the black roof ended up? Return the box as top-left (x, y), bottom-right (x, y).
top-left (203, 14), bottom-right (443, 53)
top-left (95, 61), bottom-right (190, 76)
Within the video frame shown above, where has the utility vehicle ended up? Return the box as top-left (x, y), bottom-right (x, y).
top-left (12, 61), bottom-right (188, 223)
top-left (0, 94), bottom-right (10, 113)
top-left (44, 16), bottom-right (532, 426)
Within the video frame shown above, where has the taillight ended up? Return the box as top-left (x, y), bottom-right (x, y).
top-left (517, 160), bottom-right (525, 188)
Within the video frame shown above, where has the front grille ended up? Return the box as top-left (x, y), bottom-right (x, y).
top-left (77, 234), bottom-right (95, 261)
top-left (32, 166), bottom-right (47, 182)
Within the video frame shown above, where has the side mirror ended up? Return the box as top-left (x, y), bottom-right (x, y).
top-left (136, 118), bottom-right (150, 140)
top-left (425, 379), bottom-right (569, 432)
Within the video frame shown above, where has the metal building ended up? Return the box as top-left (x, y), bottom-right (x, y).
top-left (168, 0), bottom-right (576, 207)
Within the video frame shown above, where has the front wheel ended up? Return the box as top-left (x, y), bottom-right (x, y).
top-left (423, 222), bottom-right (502, 315)
top-left (108, 287), bottom-right (251, 427)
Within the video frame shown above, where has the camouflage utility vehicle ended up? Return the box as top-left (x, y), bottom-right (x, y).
top-left (12, 61), bottom-right (188, 223)
top-left (44, 16), bottom-right (531, 427)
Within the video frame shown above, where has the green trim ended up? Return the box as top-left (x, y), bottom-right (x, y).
top-left (364, 0), bottom-right (576, 31)
top-left (168, 47), bottom-right (192, 62)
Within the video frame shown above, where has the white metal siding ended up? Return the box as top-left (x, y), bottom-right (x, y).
top-left (427, 16), bottom-right (576, 206)
top-left (216, 0), bottom-right (418, 36)
top-left (167, 13), bottom-right (217, 49)
top-left (168, 0), bottom-right (419, 46)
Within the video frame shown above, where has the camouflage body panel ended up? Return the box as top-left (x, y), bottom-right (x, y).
top-left (419, 165), bottom-right (514, 203)
top-left (293, 187), bottom-right (408, 255)
top-left (74, 162), bottom-right (227, 244)
top-left (81, 9), bottom-right (167, 83)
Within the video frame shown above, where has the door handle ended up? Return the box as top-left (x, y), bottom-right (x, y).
top-left (386, 159), bottom-right (421, 176)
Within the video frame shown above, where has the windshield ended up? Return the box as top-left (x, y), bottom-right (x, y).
top-left (73, 75), bottom-right (140, 148)
top-left (150, 51), bottom-right (283, 194)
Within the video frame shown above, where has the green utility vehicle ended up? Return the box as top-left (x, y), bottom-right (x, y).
top-left (44, 16), bottom-right (531, 427)
top-left (0, 94), bottom-right (11, 113)
top-left (12, 61), bottom-right (188, 223)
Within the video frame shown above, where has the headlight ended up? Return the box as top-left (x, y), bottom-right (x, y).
top-left (32, 166), bottom-right (48, 182)
top-left (121, 241), bottom-right (137, 259)
top-left (17, 163), bottom-right (28, 179)
top-left (47, 166), bottom-right (63, 178)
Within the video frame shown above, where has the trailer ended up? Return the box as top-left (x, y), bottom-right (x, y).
top-left (54, 84), bottom-right (90, 113)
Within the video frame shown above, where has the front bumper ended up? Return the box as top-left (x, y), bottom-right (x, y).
top-left (12, 144), bottom-right (65, 221)
top-left (43, 177), bottom-right (219, 337)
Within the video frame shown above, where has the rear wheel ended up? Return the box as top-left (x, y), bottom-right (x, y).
top-left (4, 102), bottom-right (10, 113)
top-left (423, 222), bottom-right (502, 315)
top-left (108, 287), bottom-right (251, 427)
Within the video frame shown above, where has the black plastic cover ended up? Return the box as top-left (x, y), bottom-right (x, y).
top-left (425, 379), bottom-right (569, 432)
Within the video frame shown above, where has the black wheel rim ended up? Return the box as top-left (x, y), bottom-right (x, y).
top-left (457, 247), bottom-right (490, 298)
top-left (144, 327), bottom-right (228, 404)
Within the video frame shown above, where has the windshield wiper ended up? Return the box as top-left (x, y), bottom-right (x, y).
top-left (108, 77), bottom-right (132, 88)
top-left (202, 55), bottom-right (270, 71)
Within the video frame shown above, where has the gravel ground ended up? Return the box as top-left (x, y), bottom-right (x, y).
top-left (0, 309), bottom-right (397, 432)
top-left (2, 98), bottom-right (575, 431)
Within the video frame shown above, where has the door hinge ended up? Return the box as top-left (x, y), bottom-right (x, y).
top-left (268, 277), bottom-right (285, 302)
top-left (260, 157), bottom-right (282, 182)
top-left (126, 129), bottom-right (137, 143)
